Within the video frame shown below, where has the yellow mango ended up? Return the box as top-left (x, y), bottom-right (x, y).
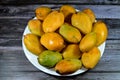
top-left (71, 12), bottom-right (92, 34)
top-left (92, 21), bottom-right (108, 46)
top-left (63, 44), bottom-right (82, 59)
top-left (79, 32), bottom-right (96, 52)
top-left (60, 5), bottom-right (76, 18)
top-left (43, 11), bottom-right (64, 32)
top-left (60, 5), bottom-right (76, 23)
top-left (55, 59), bottom-right (82, 74)
top-left (40, 32), bottom-right (65, 51)
top-left (59, 23), bottom-right (81, 43)
top-left (35, 6), bottom-right (51, 20)
top-left (24, 33), bottom-right (45, 56)
top-left (82, 8), bottom-right (96, 23)
top-left (81, 47), bottom-right (101, 69)
top-left (28, 19), bottom-right (44, 36)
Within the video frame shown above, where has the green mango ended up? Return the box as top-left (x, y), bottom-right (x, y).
top-left (59, 23), bottom-right (81, 43)
top-left (38, 50), bottom-right (62, 68)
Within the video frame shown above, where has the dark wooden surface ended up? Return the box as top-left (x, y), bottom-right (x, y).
top-left (0, 0), bottom-right (120, 80)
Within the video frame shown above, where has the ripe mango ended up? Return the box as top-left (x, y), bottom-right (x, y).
top-left (38, 50), bottom-right (62, 68)
top-left (55, 59), bottom-right (82, 74)
top-left (81, 47), bottom-right (101, 69)
top-left (35, 6), bottom-right (51, 20)
top-left (60, 5), bottom-right (76, 23)
top-left (82, 8), bottom-right (96, 23)
top-left (28, 19), bottom-right (44, 36)
top-left (92, 21), bottom-right (108, 46)
top-left (79, 32), bottom-right (96, 52)
top-left (24, 33), bottom-right (45, 56)
top-left (71, 12), bottom-right (92, 34)
top-left (60, 5), bottom-right (76, 18)
top-left (59, 23), bottom-right (81, 43)
top-left (40, 32), bottom-right (65, 51)
top-left (43, 11), bottom-right (64, 32)
top-left (63, 44), bottom-right (82, 59)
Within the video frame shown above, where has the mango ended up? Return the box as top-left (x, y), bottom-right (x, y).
top-left (79, 32), bottom-right (96, 52)
top-left (55, 59), bottom-right (82, 74)
top-left (63, 44), bottom-right (82, 59)
top-left (38, 50), bottom-right (62, 68)
top-left (28, 19), bottom-right (44, 36)
top-left (82, 8), bottom-right (96, 23)
top-left (60, 5), bottom-right (76, 23)
top-left (71, 12), bottom-right (92, 34)
top-left (24, 33), bottom-right (45, 56)
top-left (40, 32), bottom-right (65, 51)
top-left (35, 6), bottom-right (51, 20)
top-left (92, 21), bottom-right (108, 46)
top-left (43, 11), bottom-right (64, 32)
top-left (81, 47), bottom-right (101, 69)
top-left (59, 23), bottom-right (81, 43)
top-left (60, 5), bottom-right (76, 18)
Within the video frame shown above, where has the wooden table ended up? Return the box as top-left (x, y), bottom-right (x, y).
top-left (0, 0), bottom-right (120, 80)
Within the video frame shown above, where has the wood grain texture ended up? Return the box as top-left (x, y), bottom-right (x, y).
top-left (0, 0), bottom-right (119, 5)
top-left (0, 2), bottom-right (120, 80)
top-left (0, 5), bottom-right (120, 19)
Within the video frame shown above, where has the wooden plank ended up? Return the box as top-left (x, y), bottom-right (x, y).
top-left (0, 71), bottom-right (120, 80)
top-left (0, 5), bottom-right (120, 19)
top-left (0, 0), bottom-right (120, 5)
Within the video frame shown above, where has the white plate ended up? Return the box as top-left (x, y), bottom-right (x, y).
top-left (22, 18), bottom-right (106, 76)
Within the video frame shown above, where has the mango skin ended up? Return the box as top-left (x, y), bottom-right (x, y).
top-left (43, 11), bottom-right (64, 32)
top-left (38, 50), bottom-right (62, 68)
top-left (24, 33), bottom-right (45, 56)
top-left (59, 23), bottom-right (81, 43)
top-left (82, 8), bottom-right (96, 23)
top-left (63, 44), bottom-right (82, 59)
top-left (35, 6), bottom-right (51, 20)
top-left (81, 47), bottom-right (101, 69)
top-left (28, 19), bottom-right (44, 36)
top-left (60, 5), bottom-right (76, 18)
top-left (60, 5), bottom-right (76, 23)
top-left (79, 32), bottom-right (96, 52)
top-left (55, 59), bottom-right (82, 74)
top-left (40, 32), bottom-right (65, 51)
top-left (92, 21), bottom-right (108, 46)
top-left (71, 12), bottom-right (92, 34)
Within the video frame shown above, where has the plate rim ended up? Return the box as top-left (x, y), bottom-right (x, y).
top-left (22, 22), bottom-right (106, 76)
top-left (22, 8), bottom-right (106, 76)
